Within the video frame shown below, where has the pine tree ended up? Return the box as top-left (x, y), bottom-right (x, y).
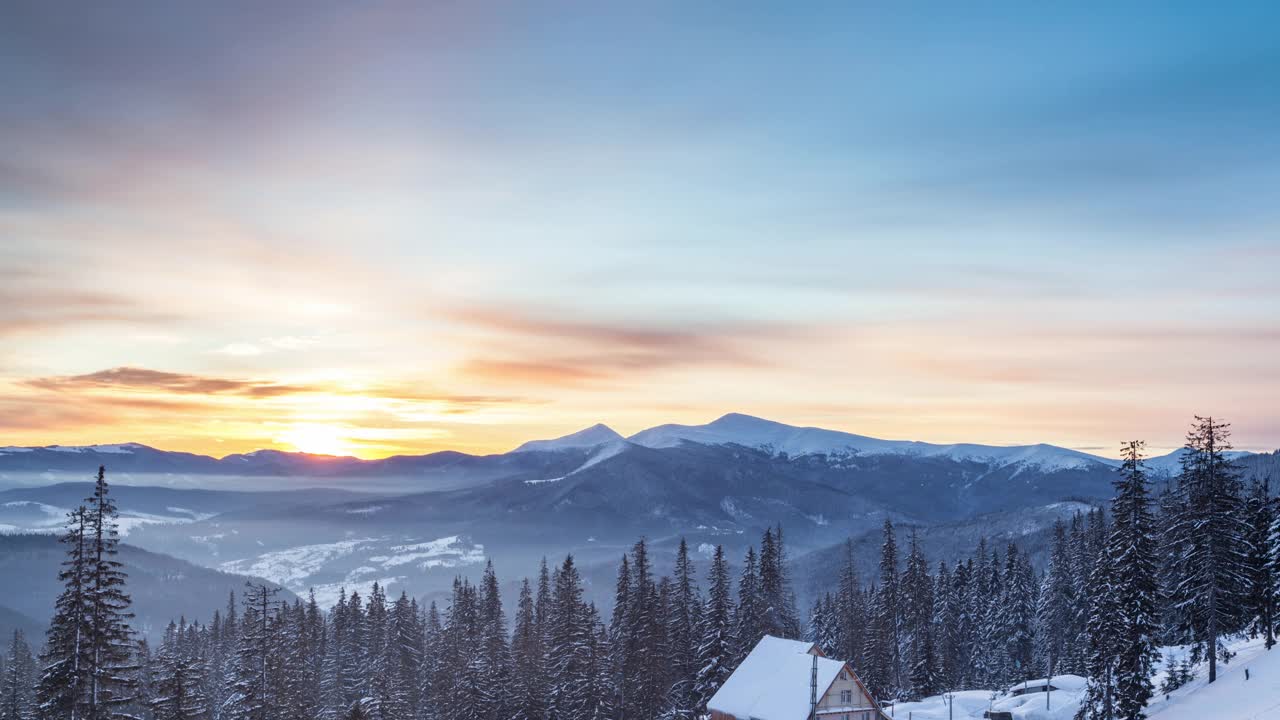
top-left (1105, 441), bottom-right (1160, 720)
top-left (732, 546), bottom-right (763, 665)
top-left (1, 630), bottom-right (35, 720)
top-left (475, 562), bottom-right (511, 720)
top-left (510, 579), bottom-right (547, 720)
top-left (619, 538), bottom-right (665, 720)
top-left (1077, 536), bottom-right (1121, 720)
top-left (663, 539), bottom-right (701, 720)
top-left (82, 467), bottom-right (138, 719)
top-left (1166, 416), bottom-right (1251, 683)
top-left (870, 519), bottom-right (901, 698)
top-left (36, 505), bottom-right (90, 720)
top-left (227, 582), bottom-right (282, 720)
top-left (546, 556), bottom-right (593, 720)
top-left (1244, 476), bottom-right (1276, 649)
top-left (1036, 520), bottom-right (1075, 681)
top-left (902, 530), bottom-right (937, 699)
top-left (998, 543), bottom-right (1036, 685)
top-left (151, 620), bottom-right (210, 720)
top-left (833, 540), bottom-right (865, 668)
top-left (693, 545), bottom-right (734, 715)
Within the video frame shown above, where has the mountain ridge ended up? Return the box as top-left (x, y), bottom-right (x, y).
top-left (4, 412), bottom-right (1264, 479)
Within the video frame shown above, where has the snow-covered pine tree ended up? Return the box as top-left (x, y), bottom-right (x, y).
top-left (902, 530), bottom-right (937, 700)
top-left (1076, 532), bottom-right (1121, 720)
top-left (1105, 440), bottom-right (1161, 720)
top-left (620, 538), bottom-right (665, 720)
top-left (932, 561), bottom-right (957, 691)
top-left (81, 467), bottom-right (138, 720)
top-left (607, 553), bottom-right (630, 712)
top-left (546, 556), bottom-right (593, 720)
top-left (475, 562), bottom-right (511, 720)
top-left (1244, 476), bottom-right (1276, 649)
top-left (731, 546), bottom-right (762, 665)
top-left (510, 579), bottom-right (546, 720)
top-left (150, 618), bottom-right (209, 720)
top-left (385, 591), bottom-right (421, 720)
top-left (998, 543), bottom-right (1036, 686)
top-left (226, 582), bottom-right (282, 720)
top-left (1036, 519), bottom-right (1075, 681)
top-left (419, 602), bottom-right (442, 720)
top-left (834, 540), bottom-right (865, 668)
top-left (1, 630), bottom-right (35, 720)
top-left (693, 545), bottom-right (734, 716)
top-left (321, 590), bottom-right (350, 720)
top-left (1167, 416), bottom-right (1251, 683)
top-left (36, 504), bottom-right (90, 719)
top-left (875, 519), bottom-right (902, 697)
top-left (663, 538), bottom-right (701, 720)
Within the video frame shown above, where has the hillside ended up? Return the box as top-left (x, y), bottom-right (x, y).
top-left (0, 533), bottom-right (296, 640)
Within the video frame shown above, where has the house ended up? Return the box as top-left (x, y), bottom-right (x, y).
top-left (1008, 679), bottom-right (1056, 697)
top-left (707, 635), bottom-right (891, 720)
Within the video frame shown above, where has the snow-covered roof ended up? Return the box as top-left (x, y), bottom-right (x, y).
top-left (707, 635), bottom-right (846, 720)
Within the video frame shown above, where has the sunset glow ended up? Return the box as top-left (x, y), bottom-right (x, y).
top-left (2, 3), bottom-right (1277, 458)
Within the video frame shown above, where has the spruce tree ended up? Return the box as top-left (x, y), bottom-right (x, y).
top-left (1166, 416), bottom-right (1251, 683)
top-left (83, 467), bottom-right (137, 719)
top-left (1106, 441), bottom-right (1160, 720)
top-left (693, 545), bottom-right (734, 715)
top-left (663, 539), bottom-right (701, 720)
top-left (510, 579), bottom-right (547, 720)
top-left (1, 630), bottom-right (35, 720)
top-left (732, 546), bottom-right (763, 664)
top-left (1244, 476), bottom-right (1276, 649)
top-left (36, 505), bottom-right (90, 720)
top-left (902, 530), bottom-right (937, 700)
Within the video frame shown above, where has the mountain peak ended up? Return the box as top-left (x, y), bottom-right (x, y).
top-left (513, 423), bottom-right (624, 453)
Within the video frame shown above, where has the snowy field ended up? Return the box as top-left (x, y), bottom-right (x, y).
top-left (891, 636), bottom-right (1279, 720)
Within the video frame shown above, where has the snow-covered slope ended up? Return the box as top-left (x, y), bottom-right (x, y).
top-left (1148, 636), bottom-right (1280, 720)
top-left (629, 413), bottom-right (1111, 471)
top-left (513, 423), bottom-right (624, 453)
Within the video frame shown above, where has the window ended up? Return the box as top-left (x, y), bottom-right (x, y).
top-left (840, 690), bottom-right (853, 704)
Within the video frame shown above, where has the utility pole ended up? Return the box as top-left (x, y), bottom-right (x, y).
top-left (809, 654), bottom-right (818, 720)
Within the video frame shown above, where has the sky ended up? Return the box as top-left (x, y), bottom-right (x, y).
top-left (2, 1), bottom-right (1278, 459)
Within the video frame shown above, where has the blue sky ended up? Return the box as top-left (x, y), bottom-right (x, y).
top-left (1, 1), bottom-right (1277, 456)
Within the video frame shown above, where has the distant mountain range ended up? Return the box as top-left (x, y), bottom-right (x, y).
top-left (3, 412), bottom-right (1263, 484)
top-left (3, 414), bottom-right (1274, 615)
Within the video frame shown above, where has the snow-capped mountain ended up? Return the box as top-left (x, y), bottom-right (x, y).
top-left (512, 423), bottom-right (624, 453)
top-left (629, 412), bottom-right (1114, 471)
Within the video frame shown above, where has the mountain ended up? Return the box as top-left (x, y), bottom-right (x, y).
top-left (0, 533), bottom-right (296, 640)
top-left (630, 413), bottom-right (1116, 471)
top-left (3, 413), bottom-right (1267, 490)
top-left (513, 423), bottom-right (624, 453)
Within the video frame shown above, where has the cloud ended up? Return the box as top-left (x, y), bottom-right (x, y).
top-left (450, 306), bottom-right (800, 385)
top-left (24, 367), bottom-right (313, 398)
top-left (215, 342), bottom-right (264, 356)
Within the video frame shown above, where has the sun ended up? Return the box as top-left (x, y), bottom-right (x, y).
top-left (277, 424), bottom-right (352, 456)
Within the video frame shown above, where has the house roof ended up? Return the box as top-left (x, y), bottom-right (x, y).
top-left (707, 635), bottom-right (846, 720)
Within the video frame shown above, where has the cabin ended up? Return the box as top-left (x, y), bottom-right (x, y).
top-left (1008, 679), bottom-right (1057, 697)
top-left (707, 635), bottom-right (892, 720)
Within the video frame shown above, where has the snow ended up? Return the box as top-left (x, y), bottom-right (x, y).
top-left (366, 536), bottom-right (485, 570)
top-left (627, 413), bottom-right (1112, 471)
top-left (524, 439), bottom-right (633, 484)
top-left (707, 635), bottom-right (849, 720)
top-left (893, 636), bottom-right (1279, 720)
top-left (345, 504), bottom-right (387, 515)
top-left (893, 675), bottom-right (1086, 719)
top-left (1147, 636), bottom-right (1280, 720)
top-left (220, 538), bottom-right (374, 585)
top-left (36, 443), bottom-right (142, 454)
top-left (512, 423), bottom-right (624, 453)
